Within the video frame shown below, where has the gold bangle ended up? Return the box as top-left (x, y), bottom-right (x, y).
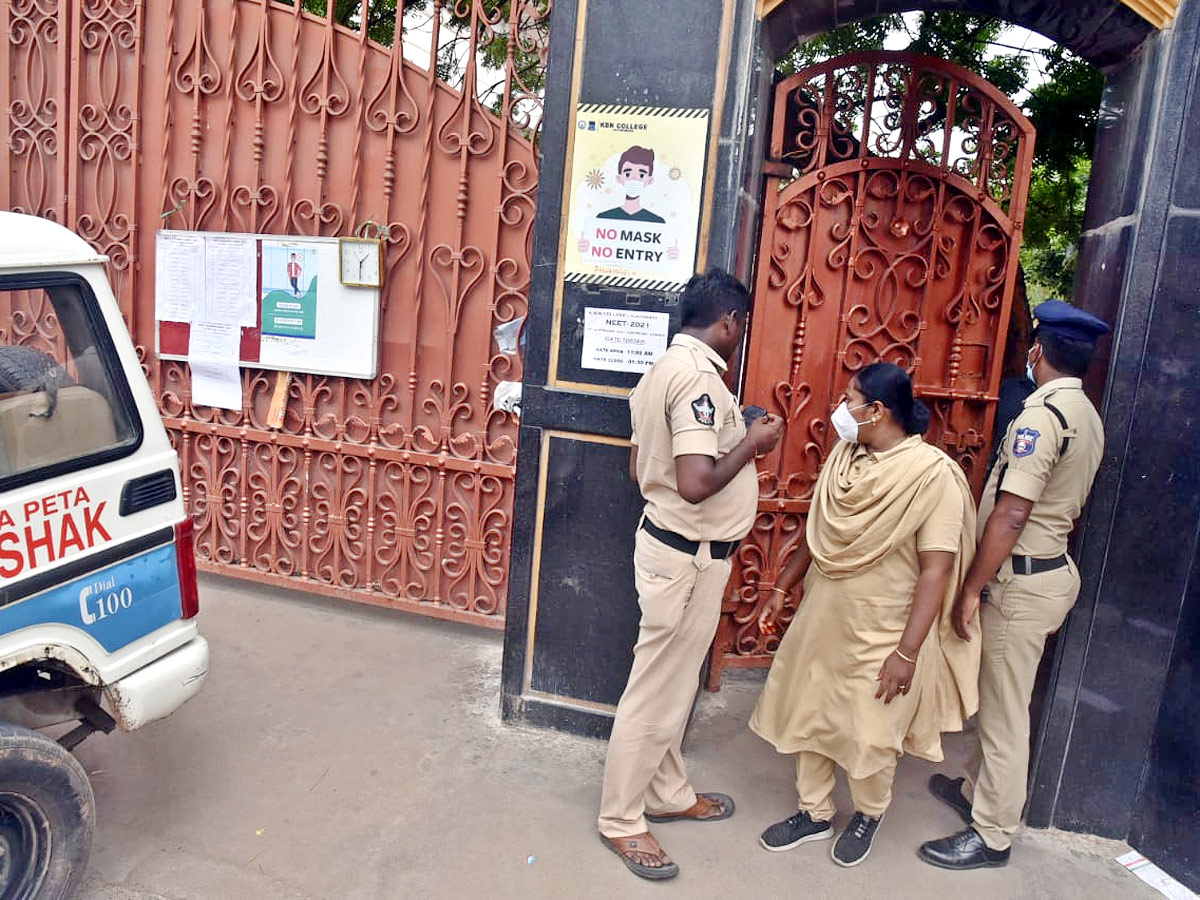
top-left (770, 586), bottom-right (789, 596)
top-left (895, 647), bottom-right (918, 665)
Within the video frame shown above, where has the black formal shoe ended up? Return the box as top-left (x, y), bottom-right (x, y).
top-left (928, 774), bottom-right (973, 825)
top-left (919, 827), bottom-right (1011, 870)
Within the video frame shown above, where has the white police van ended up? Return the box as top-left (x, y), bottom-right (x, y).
top-left (0, 212), bottom-right (208, 898)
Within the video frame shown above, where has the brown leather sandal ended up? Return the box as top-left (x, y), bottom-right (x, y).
top-left (599, 831), bottom-right (680, 880)
top-left (646, 791), bottom-right (736, 823)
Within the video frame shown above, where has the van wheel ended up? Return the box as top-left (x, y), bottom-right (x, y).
top-left (0, 723), bottom-right (95, 900)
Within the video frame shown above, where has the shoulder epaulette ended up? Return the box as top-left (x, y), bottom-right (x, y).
top-left (1042, 397), bottom-right (1071, 455)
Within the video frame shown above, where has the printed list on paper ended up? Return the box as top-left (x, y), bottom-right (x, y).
top-left (203, 235), bottom-right (258, 326)
top-left (154, 232), bottom-right (205, 322)
top-left (187, 321), bottom-right (243, 411)
top-left (156, 231), bottom-right (258, 327)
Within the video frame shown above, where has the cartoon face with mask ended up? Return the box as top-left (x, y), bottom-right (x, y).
top-left (596, 146), bottom-right (666, 224)
top-left (618, 159), bottom-right (651, 198)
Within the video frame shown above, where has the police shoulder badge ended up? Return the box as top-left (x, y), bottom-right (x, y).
top-left (1012, 426), bottom-right (1040, 458)
top-left (691, 393), bottom-right (716, 426)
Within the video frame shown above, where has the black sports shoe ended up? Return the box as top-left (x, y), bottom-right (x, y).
top-left (919, 827), bottom-right (1011, 869)
top-left (929, 774), bottom-right (973, 824)
top-left (759, 810), bottom-right (833, 852)
top-left (831, 812), bottom-right (883, 867)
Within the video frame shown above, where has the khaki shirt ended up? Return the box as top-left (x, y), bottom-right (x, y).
top-left (979, 377), bottom-right (1104, 559)
top-left (630, 333), bottom-right (758, 543)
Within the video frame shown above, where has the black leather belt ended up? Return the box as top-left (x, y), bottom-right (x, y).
top-left (641, 518), bottom-right (740, 560)
top-left (1011, 554), bottom-right (1067, 575)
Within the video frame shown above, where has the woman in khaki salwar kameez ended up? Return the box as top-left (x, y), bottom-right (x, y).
top-left (750, 363), bottom-right (980, 867)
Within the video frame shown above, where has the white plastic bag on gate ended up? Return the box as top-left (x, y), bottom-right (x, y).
top-left (493, 315), bottom-right (526, 357)
top-left (493, 381), bottom-right (522, 418)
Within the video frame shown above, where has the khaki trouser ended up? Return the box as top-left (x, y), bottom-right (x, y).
top-left (796, 751), bottom-right (897, 821)
top-left (598, 527), bottom-right (731, 838)
top-left (964, 561), bottom-right (1080, 850)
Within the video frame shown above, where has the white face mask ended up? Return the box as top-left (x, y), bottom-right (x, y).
top-left (831, 401), bottom-right (871, 443)
top-left (1026, 347), bottom-right (1039, 384)
top-left (621, 179), bottom-right (645, 199)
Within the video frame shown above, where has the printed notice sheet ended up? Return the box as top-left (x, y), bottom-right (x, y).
top-left (187, 322), bottom-right (242, 411)
top-left (203, 235), bottom-right (258, 326)
top-left (155, 232), bottom-right (205, 322)
top-left (156, 232), bottom-right (257, 326)
top-left (581, 307), bottom-right (669, 373)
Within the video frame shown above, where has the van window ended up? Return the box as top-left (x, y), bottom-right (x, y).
top-left (0, 275), bottom-right (141, 485)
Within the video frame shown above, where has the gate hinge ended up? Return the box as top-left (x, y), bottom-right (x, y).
top-left (763, 160), bottom-right (793, 179)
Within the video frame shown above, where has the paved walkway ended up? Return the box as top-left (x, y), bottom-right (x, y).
top-left (77, 576), bottom-right (1158, 899)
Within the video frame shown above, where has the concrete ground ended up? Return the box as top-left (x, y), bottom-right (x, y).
top-left (74, 575), bottom-right (1158, 900)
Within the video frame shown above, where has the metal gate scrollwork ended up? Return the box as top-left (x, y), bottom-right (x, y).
top-left (711, 52), bottom-right (1035, 685)
top-left (2, 0), bottom-right (552, 627)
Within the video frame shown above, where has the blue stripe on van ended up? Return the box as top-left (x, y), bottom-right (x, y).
top-left (0, 543), bottom-right (181, 652)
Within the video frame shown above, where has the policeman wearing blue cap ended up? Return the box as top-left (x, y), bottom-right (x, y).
top-left (919, 299), bottom-right (1110, 870)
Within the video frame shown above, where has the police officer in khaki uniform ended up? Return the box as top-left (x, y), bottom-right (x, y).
top-left (598, 269), bottom-right (784, 881)
top-left (919, 300), bottom-right (1110, 869)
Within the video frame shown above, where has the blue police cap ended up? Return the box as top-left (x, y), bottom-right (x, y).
top-left (1032, 299), bottom-right (1110, 343)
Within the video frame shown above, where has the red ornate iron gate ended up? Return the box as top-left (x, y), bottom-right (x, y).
top-left (1, 0), bottom-right (551, 627)
top-left (710, 52), bottom-right (1035, 685)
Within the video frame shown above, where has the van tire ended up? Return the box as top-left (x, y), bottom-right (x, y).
top-left (0, 723), bottom-right (95, 900)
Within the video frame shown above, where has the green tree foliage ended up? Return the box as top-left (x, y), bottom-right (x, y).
top-left (281, 0), bottom-right (408, 45)
top-left (1022, 48), bottom-right (1102, 302)
top-left (1024, 47), bottom-right (1104, 179)
top-left (781, 13), bottom-right (1029, 97)
top-left (780, 13), bottom-right (1103, 304)
top-left (778, 13), bottom-right (902, 70)
top-left (1023, 157), bottom-right (1091, 303)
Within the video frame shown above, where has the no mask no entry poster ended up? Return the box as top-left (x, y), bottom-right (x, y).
top-left (564, 104), bottom-right (709, 293)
